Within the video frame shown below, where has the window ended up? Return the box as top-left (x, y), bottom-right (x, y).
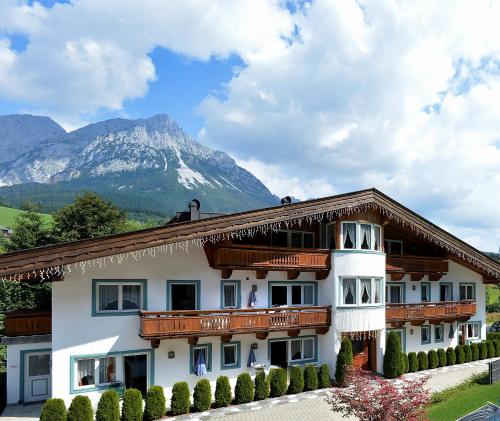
top-left (384, 239), bottom-right (403, 255)
top-left (459, 283), bottom-right (475, 301)
top-left (191, 344), bottom-right (212, 374)
top-left (271, 230), bottom-right (315, 248)
top-left (385, 283), bottom-right (404, 304)
top-left (341, 222), bottom-right (382, 251)
top-left (374, 278), bottom-right (382, 303)
top-left (270, 337), bottom-right (317, 365)
top-left (340, 277), bottom-right (384, 306)
top-left (221, 342), bottom-right (240, 369)
top-left (434, 324), bottom-right (444, 343)
top-left (342, 278), bottom-right (357, 305)
top-left (440, 283), bottom-right (453, 301)
top-left (221, 281), bottom-right (240, 309)
top-left (167, 280), bottom-right (200, 310)
top-left (421, 283), bottom-right (431, 303)
top-left (360, 224), bottom-right (371, 249)
top-left (463, 321), bottom-right (481, 339)
top-left (342, 223), bottom-right (356, 249)
top-left (270, 283), bottom-right (316, 307)
top-left (421, 325), bottom-right (431, 344)
top-left (361, 278), bottom-right (371, 303)
top-left (373, 226), bottom-right (381, 251)
top-left (77, 359), bottom-right (95, 387)
top-left (94, 280), bottom-right (146, 315)
top-left (320, 223), bottom-right (336, 249)
top-left (76, 357), bottom-right (116, 388)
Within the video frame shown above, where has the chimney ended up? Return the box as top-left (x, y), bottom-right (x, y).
top-left (189, 199), bottom-right (201, 220)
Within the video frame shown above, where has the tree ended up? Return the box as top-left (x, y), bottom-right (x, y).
top-left (335, 337), bottom-right (353, 386)
top-left (384, 332), bottom-right (404, 378)
top-left (3, 210), bottom-right (51, 252)
top-left (327, 368), bottom-right (430, 421)
top-left (51, 192), bottom-right (127, 242)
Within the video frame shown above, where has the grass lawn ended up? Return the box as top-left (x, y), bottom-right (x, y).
top-left (487, 285), bottom-right (500, 305)
top-left (427, 372), bottom-right (500, 421)
top-left (0, 205), bottom-right (52, 228)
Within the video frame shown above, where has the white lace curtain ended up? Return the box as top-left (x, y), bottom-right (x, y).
top-left (344, 223), bottom-right (356, 248)
top-left (99, 284), bottom-right (118, 310)
top-left (78, 359), bottom-right (95, 385)
top-left (343, 278), bottom-right (356, 304)
top-left (360, 224), bottom-right (371, 249)
top-left (123, 285), bottom-right (141, 309)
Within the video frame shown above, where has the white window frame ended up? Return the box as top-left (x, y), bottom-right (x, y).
top-left (341, 222), bottom-right (383, 251)
top-left (95, 281), bottom-right (144, 314)
top-left (461, 321), bottom-right (481, 339)
top-left (282, 337), bottom-right (316, 363)
top-left (270, 283), bottom-right (316, 307)
top-left (74, 356), bottom-right (117, 390)
top-left (339, 277), bottom-right (384, 307)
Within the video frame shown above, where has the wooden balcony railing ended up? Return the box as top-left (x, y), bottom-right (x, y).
top-left (2, 311), bottom-right (51, 336)
top-left (386, 301), bottom-right (476, 326)
top-left (386, 255), bottom-right (448, 273)
top-left (139, 306), bottom-right (331, 340)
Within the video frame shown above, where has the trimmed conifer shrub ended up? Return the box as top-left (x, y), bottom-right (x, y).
top-left (95, 390), bottom-right (120, 421)
top-left (303, 364), bottom-right (319, 391)
top-left (463, 344), bottom-right (472, 363)
top-left (479, 342), bottom-right (487, 360)
top-left (408, 352), bottom-right (418, 372)
top-left (269, 368), bottom-right (287, 397)
top-left (193, 379), bottom-right (212, 412)
top-left (170, 382), bottom-right (190, 416)
top-left (121, 388), bottom-right (143, 421)
top-left (68, 395), bottom-right (92, 421)
top-left (287, 366), bottom-right (304, 394)
top-left (495, 339), bottom-right (500, 357)
top-left (144, 386), bottom-right (166, 421)
top-left (486, 340), bottom-right (496, 358)
top-left (318, 364), bottom-right (331, 388)
top-left (471, 342), bottom-right (479, 361)
top-left (428, 350), bottom-right (438, 369)
top-left (437, 348), bottom-right (446, 367)
top-left (40, 398), bottom-right (67, 421)
top-left (455, 345), bottom-right (465, 364)
top-left (335, 337), bottom-right (353, 386)
top-left (417, 351), bottom-right (428, 371)
top-left (384, 331), bottom-right (404, 378)
top-left (214, 376), bottom-right (232, 407)
top-left (254, 371), bottom-right (269, 401)
top-left (235, 373), bottom-right (254, 404)
top-left (403, 353), bottom-right (409, 373)
top-left (446, 347), bottom-right (456, 365)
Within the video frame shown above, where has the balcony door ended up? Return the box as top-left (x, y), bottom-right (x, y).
top-left (270, 283), bottom-right (315, 307)
top-left (440, 283), bottom-right (452, 302)
top-left (269, 340), bottom-right (288, 368)
top-left (124, 354), bottom-right (148, 397)
top-left (386, 283), bottom-right (404, 304)
top-left (24, 351), bottom-right (51, 403)
top-left (168, 281), bottom-right (199, 310)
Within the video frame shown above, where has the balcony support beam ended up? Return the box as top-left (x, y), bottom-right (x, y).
top-left (315, 326), bottom-right (329, 335)
top-left (391, 273), bottom-right (405, 281)
top-left (411, 273), bottom-right (425, 282)
top-left (221, 334), bottom-right (233, 343)
top-left (188, 336), bottom-right (199, 345)
top-left (429, 319), bottom-right (444, 325)
top-left (221, 269), bottom-right (232, 279)
top-left (151, 339), bottom-right (161, 349)
top-left (287, 271), bottom-right (300, 280)
top-left (315, 271), bottom-right (329, 280)
top-left (287, 329), bottom-right (300, 337)
top-left (428, 273), bottom-right (443, 282)
top-left (256, 332), bottom-right (268, 340)
top-left (410, 320), bottom-right (425, 326)
top-left (256, 270), bottom-right (268, 280)
top-left (390, 321), bottom-right (405, 328)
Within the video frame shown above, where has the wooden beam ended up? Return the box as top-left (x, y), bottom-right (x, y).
top-left (315, 326), bottom-right (329, 335)
top-left (390, 321), bottom-right (405, 328)
top-left (428, 273), bottom-right (443, 282)
top-left (221, 268), bottom-right (232, 279)
top-left (287, 271), bottom-right (300, 280)
top-left (457, 316), bottom-right (471, 322)
top-left (287, 329), bottom-right (300, 337)
top-left (221, 334), bottom-right (233, 343)
top-left (429, 319), bottom-right (444, 325)
top-left (188, 336), bottom-right (199, 345)
top-left (391, 273), bottom-right (404, 281)
top-left (256, 332), bottom-right (268, 340)
top-left (150, 339), bottom-right (161, 349)
top-left (411, 273), bottom-right (425, 282)
top-left (410, 320), bottom-right (425, 326)
top-left (315, 270), bottom-right (329, 280)
top-left (256, 270), bottom-right (268, 280)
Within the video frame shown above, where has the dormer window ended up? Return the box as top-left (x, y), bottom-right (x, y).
top-left (341, 222), bottom-right (382, 251)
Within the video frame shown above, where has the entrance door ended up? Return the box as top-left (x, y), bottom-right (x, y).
top-left (270, 341), bottom-right (288, 369)
top-left (351, 339), bottom-right (369, 370)
top-left (124, 354), bottom-right (148, 397)
top-left (24, 352), bottom-right (51, 403)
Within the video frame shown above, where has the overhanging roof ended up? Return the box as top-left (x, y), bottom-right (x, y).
top-left (0, 188), bottom-right (498, 281)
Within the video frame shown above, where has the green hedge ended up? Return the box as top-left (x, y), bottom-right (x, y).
top-left (408, 352), bottom-right (418, 372)
top-left (254, 371), bottom-right (269, 401)
top-left (269, 368), bottom-right (287, 397)
top-left (455, 345), bottom-right (465, 364)
top-left (417, 351), bottom-right (428, 371)
top-left (403, 353), bottom-right (409, 373)
top-left (479, 342), bottom-right (487, 360)
top-left (170, 382), bottom-right (190, 416)
top-left (471, 343), bottom-right (479, 361)
top-left (383, 332), bottom-right (404, 378)
top-left (287, 366), bottom-right (304, 394)
top-left (486, 340), bottom-right (496, 358)
top-left (235, 373), bottom-right (254, 404)
top-left (68, 395), bottom-right (92, 421)
top-left (335, 338), bottom-right (353, 386)
top-left (428, 350), bottom-right (438, 369)
top-left (121, 389), bottom-right (143, 421)
top-left (463, 344), bottom-right (472, 363)
top-left (193, 379), bottom-right (212, 412)
top-left (303, 365), bottom-right (318, 391)
top-left (318, 364), bottom-right (331, 388)
top-left (494, 339), bottom-right (500, 357)
top-left (95, 390), bottom-right (120, 421)
top-left (40, 398), bottom-right (67, 421)
top-left (215, 376), bottom-right (232, 407)
top-left (437, 348), bottom-right (446, 367)
top-left (446, 347), bottom-right (456, 365)
top-left (487, 332), bottom-right (500, 341)
top-left (144, 386), bottom-right (166, 421)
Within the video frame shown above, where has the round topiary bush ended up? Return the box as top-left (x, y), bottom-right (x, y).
top-left (68, 395), bottom-right (92, 421)
top-left (437, 348), bottom-right (446, 367)
top-left (235, 373), bottom-right (254, 404)
top-left (428, 350), bottom-right (438, 369)
top-left (254, 371), bottom-right (269, 401)
top-left (403, 353), bottom-right (409, 373)
top-left (40, 398), bottom-right (67, 421)
top-left (335, 337), bottom-right (353, 386)
top-left (408, 352), bottom-right (418, 372)
top-left (144, 386), bottom-right (166, 421)
top-left (269, 368), bottom-right (287, 397)
top-left (318, 364), bottom-right (331, 388)
top-left (479, 342), bottom-right (487, 360)
top-left (417, 351), bottom-right (428, 371)
top-left (383, 331), bottom-right (404, 378)
top-left (486, 340), bottom-right (496, 358)
top-left (495, 339), bottom-right (500, 357)
top-left (463, 344), bottom-right (472, 363)
top-left (95, 390), bottom-right (120, 421)
top-left (170, 382), bottom-right (190, 416)
top-left (193, 379), bottom-right (212, 412)
top-left (121, 388), bottom-right (143, 421)
top-left (287, 366), bottom-right (304, 394)
top-left (446, 347), bottom-right (456, 365)
top-left (303, 364), bottom-right (319, 391)
top-left (215, 376), bottom-right (232, 407)
top-left (471, 343), bottom-right (479, 361)
top-left (455, 345), bottom-right (465, 364)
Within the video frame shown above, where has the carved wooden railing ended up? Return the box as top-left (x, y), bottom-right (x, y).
top-left (139, 306), bottom-right (331, 339)
top-left (386, 255), bottom-right (448, 273)
top-left (211, 244), bottom-right (331, 271)
top-left (386, 301), bottom-right (476, 323)
top-left (3, 311), bottom-right (51, 336)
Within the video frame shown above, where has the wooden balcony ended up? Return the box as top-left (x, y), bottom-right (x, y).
top-left (208, 244), bottom-right (331, 280)
top-left (2, 311), bottom-right (51, 336)
top-left (386, 255), bottom-right (448, 281)
top-left (386, 301), bottom-right (476, 327)
top-left (139, 306), bottom-right (331, 346)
